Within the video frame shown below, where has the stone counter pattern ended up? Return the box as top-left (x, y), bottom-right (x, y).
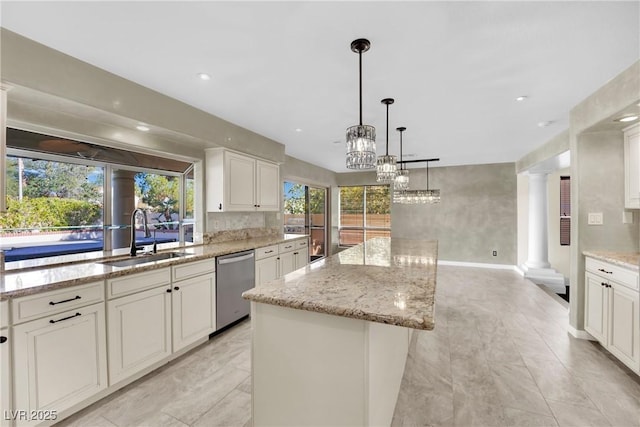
top-left (583, 251), bottom-right (640, 272)
top-left (0, 235), bottom-right (308, 300)
top-left (243, 238), bottom-right (438, 331)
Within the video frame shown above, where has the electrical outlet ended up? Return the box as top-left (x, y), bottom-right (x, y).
top-left (492, 250), bottom-right (497, 257)
top-left (588, 212), bottom-right (603, 225)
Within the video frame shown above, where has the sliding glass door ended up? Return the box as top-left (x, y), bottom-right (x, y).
top-left (284, 181), bottom-right (327, 261)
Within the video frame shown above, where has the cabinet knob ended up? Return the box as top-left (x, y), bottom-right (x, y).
top-left (174, 286), bottom-right (180, 291)
top-left (0, 336), bottom-right (7, 344)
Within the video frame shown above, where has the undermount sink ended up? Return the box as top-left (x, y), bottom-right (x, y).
top-left (99, 251), bottom-right (191, 268)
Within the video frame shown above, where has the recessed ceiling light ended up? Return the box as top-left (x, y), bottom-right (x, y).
top-left (616, 115), bottom-right (639, 123)
top-left (537, 121), bottom-right (553, 128)
top-left (197, 73), bottom-right (211, 81)
top-left (332, 140), bottom-right (342, 144)
top-left (516, 95), bottom-right (528, 102)
top-left (136, 124), bottom-right (150, 132)
top-left (295, 128), bottom-right (302, 132)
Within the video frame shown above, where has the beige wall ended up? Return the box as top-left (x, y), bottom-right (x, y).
top-left (569, 60), bottom-right (640, 331)
top-left (391, 163), bottom-right (517, 264)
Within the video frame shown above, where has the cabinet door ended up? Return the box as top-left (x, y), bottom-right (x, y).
top-left (225, 152), bottom-right (256, 211)
top-left (13, 303), bottom-right (107, 423)
top-left (608, 282), bottom-right (640, 371)
top-left (1, 328), bottom-right (10, 427)
top-left (279, 251), bottom-right (296, 277)
top-left (294, 250), bottom-right (308, 270)
top-left (172, 273), bottom-right (216, 352)
top-left (255, 160), bottom-right (280, 211)
top-left (256, 256), bottom-right (279, 286)
top-left (107, 287), bottom-right (171, 384)
top-left (624, 124), bottom-right (640, 209)
top-left (585, 272), bottom-right (608, 343)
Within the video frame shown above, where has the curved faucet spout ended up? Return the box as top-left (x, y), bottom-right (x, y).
top-left (130, 208), bottom-right (150, 257)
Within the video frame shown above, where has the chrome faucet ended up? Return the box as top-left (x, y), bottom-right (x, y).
top-left (130, 208), bottom-right (151, 256)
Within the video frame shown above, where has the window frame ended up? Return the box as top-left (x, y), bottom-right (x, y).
top-left (338, 185), bottom-right (391, 247)
top-left (5, 145), bottom-right (195, 259)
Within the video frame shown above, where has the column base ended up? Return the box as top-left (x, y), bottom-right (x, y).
top-left (520, 264), bottom-right (568, 293)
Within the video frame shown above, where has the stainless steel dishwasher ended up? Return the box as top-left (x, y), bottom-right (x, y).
top-left (216, 250), bottom-right (255, 329)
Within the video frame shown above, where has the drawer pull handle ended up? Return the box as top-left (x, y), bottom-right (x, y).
top-left (0, 336), bottom-right (7, 344)
top-left (265, 250), bottom-right (274, 254)
top-left (294, 252), bottom-right (299, 255)
top-left (49, 295), bottom-right (81, 306)
top-left (598, 268), bottom-right (613, 274)
top-left (50, 312), bottom-right (81, 324)
top-left (166, 289), bottom-right (172, 293)
top-left (285, 246), bottom-right (292, 249)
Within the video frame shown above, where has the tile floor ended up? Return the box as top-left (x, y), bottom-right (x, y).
top-left (57, 266), bottom-right (640, 427)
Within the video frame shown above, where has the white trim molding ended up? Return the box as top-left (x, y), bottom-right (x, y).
top-left (437, 260), bottom-right (519, 271)
top-left (568, 324), bottom-right (596, 341)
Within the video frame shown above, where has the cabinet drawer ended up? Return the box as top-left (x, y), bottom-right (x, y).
top-left (107, 268), bottom-right (171, 299)
top-left (296, 239), bottom-right (309, 249)
top-left (279, 242), bottom-right (296, 254)
top-left (0, 300), bottom-right (8, 328)
top-left (12, 281), bottom-right (104, 324)
top-left (256, 245), bottom-right (279, 260)
top-left (172, 258), bottom-right (215, 282)
top-left (586, 257), bottom-right (639, 291)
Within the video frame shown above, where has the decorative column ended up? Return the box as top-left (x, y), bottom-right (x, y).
top-left (526, 173), bottom-right (551, 269)
top-left (521, 172), bottom-right (566, 292)
top-left (111, 170), bottom-right (136, 249)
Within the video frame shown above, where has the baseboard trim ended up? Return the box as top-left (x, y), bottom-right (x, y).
top-left (437, 260), bottom-right (518, 271)
top-left (568, 325), bottom-right (596, 340)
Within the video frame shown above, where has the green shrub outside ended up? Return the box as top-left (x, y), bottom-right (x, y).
top-left (0, 197), bottom-right (101, 231)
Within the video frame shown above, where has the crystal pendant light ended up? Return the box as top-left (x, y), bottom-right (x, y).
top-left (394, 127), bottom-right (409, 190)
top-left (346, 39), bottom-right (376, 169)
top-left (376, 98), bottom-right (398, 182)
top-left (393, 160), bottom-right (441, 204)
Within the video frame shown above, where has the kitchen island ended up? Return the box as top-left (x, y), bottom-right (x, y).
top-left (243, 237), bottom-right (437, 426)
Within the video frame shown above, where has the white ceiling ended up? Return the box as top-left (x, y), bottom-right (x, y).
top-left (1, 1), bottom-right (639, 172)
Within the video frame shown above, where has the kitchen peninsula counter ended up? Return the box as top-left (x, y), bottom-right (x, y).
top-left (243, 237), bottom-right (438, 427)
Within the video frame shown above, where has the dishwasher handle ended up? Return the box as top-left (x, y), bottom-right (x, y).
top-left (218, 252), bottom-right (255, 265)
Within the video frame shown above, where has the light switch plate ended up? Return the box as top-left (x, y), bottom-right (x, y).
top-left (623, 211), bottom-right (634, 224)
top-left (588, 212), bottom-right (603, 225)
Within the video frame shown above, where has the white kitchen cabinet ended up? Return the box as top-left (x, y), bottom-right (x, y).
top-left (255, 239), bottom-right (309, 286)
top-left (107, 286), bottom-right (172, 385)
top-left (1, 299), bottom-right (11, 427)
top-left (256, 257), bottom-right (279, 287)
top-left (624, 123), bottom-right (640, 209)
top-left (13, 302), bottom-right (107, 425)
top-left (584, 257), bottom-right (639, 373)
top-left (205, 148), bottom-right (280, 212)
top-left (171, 272), bottom-right (216, 352)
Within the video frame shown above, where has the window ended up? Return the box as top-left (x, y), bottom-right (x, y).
top-left (339, 185), bottom-right (390, 246)
top-left (2, 128), bottom-right (195, 262)
top-left (560, 176), bottom-right (570, 246)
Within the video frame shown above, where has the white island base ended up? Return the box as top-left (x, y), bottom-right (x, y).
top-left (250, 301), bottom-right (411, 427)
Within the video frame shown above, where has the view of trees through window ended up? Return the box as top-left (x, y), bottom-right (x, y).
top-left (1, 153), bottom-right (194, 261)
top-left (339, 185), bottom-right (391, 246)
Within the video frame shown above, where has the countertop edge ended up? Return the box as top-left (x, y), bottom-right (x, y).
top-left (244, 293), bottom-right (435, 330)
top-left (583, 250), bottom-right (640, 272)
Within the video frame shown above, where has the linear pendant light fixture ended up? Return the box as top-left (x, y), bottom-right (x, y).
top-left (346, 39), bottom-right (376, 169)
top-left (394, 127), bottom-right (409, 190)
top-left (376, 98), bottom-right (398, 182)
top-left (393, 159), bottom-right (441, 204)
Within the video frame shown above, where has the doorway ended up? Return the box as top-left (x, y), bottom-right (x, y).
top-left (283, 181), bottom-right (327, 262)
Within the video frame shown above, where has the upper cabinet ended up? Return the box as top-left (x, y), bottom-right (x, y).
top-left (206, 148), bottom-right (280, 212)
top-left (624, 123), bottom-right (640, 209)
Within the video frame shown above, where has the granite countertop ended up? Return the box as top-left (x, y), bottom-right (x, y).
top-left (583, 251), bottom-right (640, 271)
top-left (243, 237), bottom-right (438, 331)
top-left (0, 234), bottom-right (308, 300)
